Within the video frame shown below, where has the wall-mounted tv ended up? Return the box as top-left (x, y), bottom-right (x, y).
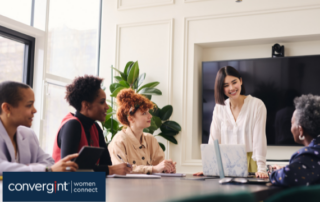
top-left (202, 55), bottom-right (320, 146)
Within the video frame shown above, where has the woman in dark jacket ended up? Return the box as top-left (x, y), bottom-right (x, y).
top-left (270, 94), bottom-right (320, 187)
top-left (52, 75), bottom-right (131, 175)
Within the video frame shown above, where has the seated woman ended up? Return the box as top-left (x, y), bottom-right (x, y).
top-left (108, 88), bottom-right (176, 174)
top-left (52, 75), bottom-right (131, 175)
top-left (270, 94), bottom-right (320, 186)
top-left (0, 81), bottom-right (78, 174)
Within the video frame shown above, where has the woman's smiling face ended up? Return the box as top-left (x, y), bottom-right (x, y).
top-left (223, 75), bottom-right (242, 99)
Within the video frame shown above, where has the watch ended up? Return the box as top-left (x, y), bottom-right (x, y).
top-left (45, 167), bottom-right (52, 172)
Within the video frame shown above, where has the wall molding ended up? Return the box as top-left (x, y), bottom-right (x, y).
top-left (117, 0), bottom-right (174, 11)
top-left (181, 4), bottom-right (320, 166)
top-left (115, 19), bottom-right (174, 157)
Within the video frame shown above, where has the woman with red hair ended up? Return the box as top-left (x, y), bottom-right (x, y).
top-left (108, 89), bottom-right (176, 174)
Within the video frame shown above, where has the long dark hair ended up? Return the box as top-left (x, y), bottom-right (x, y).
top-left (0, 81), bottom-right (30, 114)
top-left (214, 66), bottom-right (245, 105)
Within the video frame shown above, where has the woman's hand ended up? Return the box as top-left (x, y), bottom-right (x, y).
top-left (109, 163), bottom-right (132, 175)
top-left (193, 171), bottom-right (204, 176)
top-left (51, 153), bottom-right (79, 172)
top-left (255, 171), bottom-right (269, 178)
top-left (152, 159), bottom-right (176, 173)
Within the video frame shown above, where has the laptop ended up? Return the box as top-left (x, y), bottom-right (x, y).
top-left (201, 143), bottom-right (248, 177)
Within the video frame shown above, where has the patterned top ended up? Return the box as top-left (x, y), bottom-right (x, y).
top-left (270, 135), bottom-right (320, 187)
top-left (108, 128), bottom-right (165, 174)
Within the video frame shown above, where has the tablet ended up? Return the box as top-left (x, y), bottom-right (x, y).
top-left (73, 146), bottom-right (105, 169)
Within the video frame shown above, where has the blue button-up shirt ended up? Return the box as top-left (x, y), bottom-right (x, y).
top-left (270, 136), bottom-right (320, 187)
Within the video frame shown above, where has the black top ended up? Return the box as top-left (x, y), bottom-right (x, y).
top-left (57, 111), bottom-right (112, 174)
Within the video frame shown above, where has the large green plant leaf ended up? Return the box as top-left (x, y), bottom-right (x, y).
top-left (126, 62), bottom-right (134, 76)
top-left (114, 76), bottom-right (123, 82)
top-left (137, 73), bottom-right (146, 88)
top-left (111, 66), bottom-right (126, 81)
top-left (158, 133), bottom-right (177, 144)
top-left (123, 61), bottom-right (134, 80)
top-left (152, 116), bottom-right (162, 128)
top-left (105, 105), bottom-right (114, 121)
top-left (161, 132), bottom-right (178, 136)
top-left (158, 142), bottom-right (165, 151)
top-left (133, 79), bottom-right (139, 90)
top-left (127, 61), bottom-right (140, 86)
top-left (147, 117), bottom-right (159, 134)
top-left (150, 105), bottom-right (159, 117)
top-left (159, 105), bottom-right (173, 121)
top-left (104, 118), bottom-right (119, 132)
top-left (160, 121), bottom-right (181, 133)
top-left (139, 87), bottom-right (162, 95)
top-left (110, 83), bottom-right (122, 93)
top-left (141, 94), bottom-right (152, 100)
top-left (111, 86), bottom-right (126, 97)
top-left (137, 82), bottom-right (159, 92)
top-left (119, 80), bottom-right (130, 88)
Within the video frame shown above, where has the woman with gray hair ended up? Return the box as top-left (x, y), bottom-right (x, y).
top-left (270, 94), bottom-right (320, 186)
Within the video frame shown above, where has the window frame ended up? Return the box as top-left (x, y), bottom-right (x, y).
top-left (0, 25), bottom-right (35, 87)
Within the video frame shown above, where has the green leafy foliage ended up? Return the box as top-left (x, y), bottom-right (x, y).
top-left (160, 121), bottom-right (181, 133)
top-left (158, 142), bottom-right (165, 151)
top-left (159, 105), bottom-right (173, 121)
top-left (158, 133), bottom-right (177, 144)
top-left (104, 60), bottom-right (182, 151)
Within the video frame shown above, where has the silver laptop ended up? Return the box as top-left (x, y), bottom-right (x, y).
top-left (201, 144), bottom-right (248, 177)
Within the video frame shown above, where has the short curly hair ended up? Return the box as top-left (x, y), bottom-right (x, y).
top-left (65, 75), bottom-right (103, 111)
top-left (116, 88), bottom-right (154, 126)
top-left (294, 94), bottom-right (320, 138)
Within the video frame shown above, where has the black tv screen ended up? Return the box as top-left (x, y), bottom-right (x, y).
top-left (202, 55), bottom-right (320, 146)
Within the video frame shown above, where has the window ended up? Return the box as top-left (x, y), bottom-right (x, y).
top-left (0, 25), bottom-right (35, 86)
top-left (40, 0), bottom-right (102, 154)
top-left (0, 0), bottom-right (47, 30)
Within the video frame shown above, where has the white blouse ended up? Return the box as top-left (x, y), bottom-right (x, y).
top-left (208, 95), bottom-right (267, 173)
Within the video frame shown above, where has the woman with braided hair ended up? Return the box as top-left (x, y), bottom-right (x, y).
top-left (108, 88), bottom-right (176, 174)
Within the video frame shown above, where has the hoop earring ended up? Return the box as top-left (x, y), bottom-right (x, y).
top-left (299, 135), bottom-right (305, 140)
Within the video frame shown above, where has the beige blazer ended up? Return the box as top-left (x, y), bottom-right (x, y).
top-left (108, 128), bottom-right (164, 174)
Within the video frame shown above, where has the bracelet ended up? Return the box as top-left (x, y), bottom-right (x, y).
top-left (45, 167), bottom-right (52, 172)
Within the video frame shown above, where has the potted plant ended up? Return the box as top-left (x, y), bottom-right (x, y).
top-left (103, 61), bottom-right (181, 151)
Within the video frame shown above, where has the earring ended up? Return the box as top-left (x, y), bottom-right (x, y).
top-left (299, 135), bottom-right (305, 140)
top-left (7, 113), bottom-right (10, 118)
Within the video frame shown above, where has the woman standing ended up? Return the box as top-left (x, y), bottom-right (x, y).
top-left (52, 75), bottom-right (131, 175)
top-left (195, 66), bottom-right (268, 178)
top-left (0, 81), bottom-right (78, 174)
top-left (108, 88), bottom-right (176, 174)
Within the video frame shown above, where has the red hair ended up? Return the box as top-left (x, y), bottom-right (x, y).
top-left (116, 88), bottom-right (154, 126)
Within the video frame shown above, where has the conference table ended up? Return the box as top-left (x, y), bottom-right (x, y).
top-left (0, 175), bottom-right (283, 202)
top-left (105, 175), bottom-right (283, 202)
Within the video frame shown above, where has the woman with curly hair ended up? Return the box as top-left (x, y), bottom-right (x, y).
top-left (52, 75), bottom-right (131, 175)
top-left (270, 94), bottom-right (320, 187)
top-left (108, 88), bottom-right (176, 174)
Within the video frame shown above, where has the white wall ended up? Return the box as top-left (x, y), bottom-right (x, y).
top-left (100, 0), bottom-right (320, 173)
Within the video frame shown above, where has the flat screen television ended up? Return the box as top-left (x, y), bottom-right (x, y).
top-left (202, 55), bottom-right (320, 146)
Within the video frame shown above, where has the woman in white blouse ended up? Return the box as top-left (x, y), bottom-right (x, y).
top-left (195, 66), bottom-right (268, 178)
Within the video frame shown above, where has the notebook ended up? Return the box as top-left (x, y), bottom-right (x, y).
top-left (107, 174), bottom-right (161, 179)
top-left (201, 142), bottom-right (248, 177)
top-left (153, 173), bottom-right (186, 177)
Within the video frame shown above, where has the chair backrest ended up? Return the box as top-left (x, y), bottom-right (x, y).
top-left (169, 191), bottom-right (254, 202)
top-left (266, 184), bottom-right (320, 202)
